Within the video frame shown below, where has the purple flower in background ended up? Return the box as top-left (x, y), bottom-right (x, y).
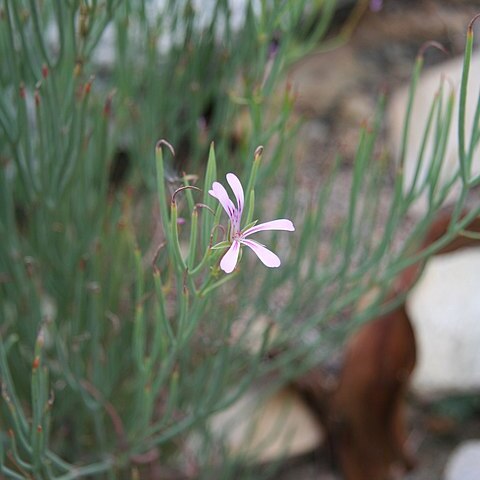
top-left (370, 0), bottom-right (383, 12)
top-left (209, 173), bottom-right (295, 274)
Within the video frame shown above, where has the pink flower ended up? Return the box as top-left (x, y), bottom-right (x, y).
top-left (209, 173), bottom-right (295, 274)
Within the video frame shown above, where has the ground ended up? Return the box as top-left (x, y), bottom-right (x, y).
top-left (274, 403), bottom-right (480, 480)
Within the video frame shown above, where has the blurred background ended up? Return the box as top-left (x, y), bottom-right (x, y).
top-left (1, 0), bottom-right (480, 479)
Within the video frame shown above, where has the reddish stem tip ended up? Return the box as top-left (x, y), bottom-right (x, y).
top-left (468, 13), bottom-right (480, 34)
top-left (254, 145), bottom-right (264, 159)
top-left (172, 185), bottom-right (201, 204)
top-left (156, 139), bottom-right (175, 156)
top-left (418, 40), bottom-right (449, 59)
top-left (32, 356), bottom-right (40, 370)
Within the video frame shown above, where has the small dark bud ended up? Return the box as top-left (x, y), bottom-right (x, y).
top-left (32, 356), bottom-right (40, 370)
top-left (268, 35), bottom-right (280, 59)
top-left (74, 62), bottom-right (82, 77)
top-left (103, 91), bottom-right (116, 117)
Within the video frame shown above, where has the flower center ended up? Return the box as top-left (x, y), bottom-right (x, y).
top-left (232, 229), bottom-right (242, 241)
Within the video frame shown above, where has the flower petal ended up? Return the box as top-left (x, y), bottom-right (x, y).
top-left (209, 181), bottom-right (237, 224)
top-left (220, 241), bottom-right (241, 273)
top-left (241, 239), bottom-right (281, 268)
top-left (226, 173), bottom-right (244, 216)
top-left (242, 219), bottom-right (295, 237)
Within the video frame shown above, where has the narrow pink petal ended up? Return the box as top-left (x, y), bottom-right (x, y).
top-left (241, 239), bottom-right (281, 268)
top-left (226, 173), bottom-right (244, 215)
top-left (242, 219), bottom-right (295, 237)
top-left (209, 181), bottom-right (237, 224)
top-left (220, 241), bottom-right (241, 273)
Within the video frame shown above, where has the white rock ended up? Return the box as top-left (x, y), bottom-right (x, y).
top-left (388, 53), bottom-right (480, 216)
top-left (445, 440), bottom-right (480, 480)
top-left (196, 386), bottom-right (323, 463)
top-left (407, 247), bottom-right (480, 397)
top-left (46, 0), bottom-right (260, 69)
